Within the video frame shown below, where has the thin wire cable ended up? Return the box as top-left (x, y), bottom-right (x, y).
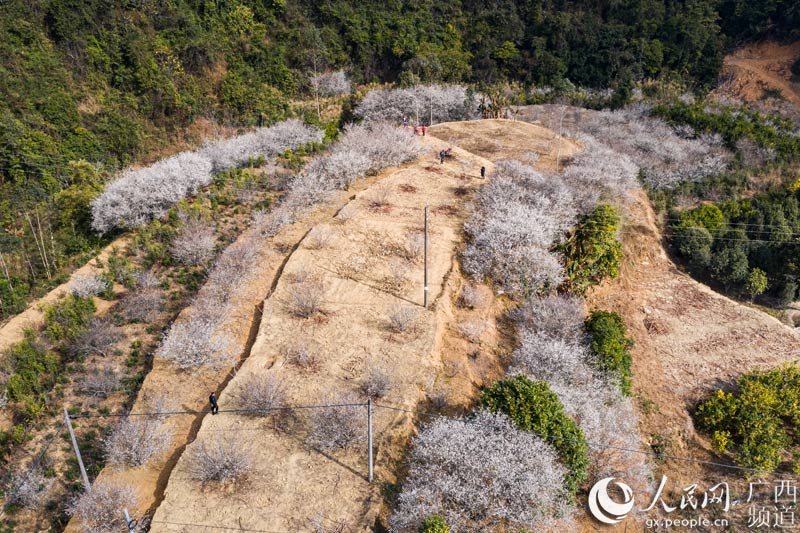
top-left (68, 402), bottom-right (368, 419)
top-left (660, 217), bottom-right (800, 230)
top-left (659, 224), bottom-right (800, 238)
top-left (618, 230), bottom-right (799, 245)
top-left (150, 519), bottom-right (295, 532)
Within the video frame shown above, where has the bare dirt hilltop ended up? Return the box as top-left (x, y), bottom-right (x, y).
top-left (711, 40), bottom-right (800, 107)
top-left (150, 120), bottom-right (579, 532)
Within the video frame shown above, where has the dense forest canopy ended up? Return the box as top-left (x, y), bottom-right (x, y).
top-left (0, 0), bottom-right (796, 182)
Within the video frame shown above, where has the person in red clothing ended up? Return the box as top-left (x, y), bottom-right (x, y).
top-left (422, 125), bottom-right (427, 136)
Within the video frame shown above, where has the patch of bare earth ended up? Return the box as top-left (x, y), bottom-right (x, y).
top-left (429, 118), bottom-right (580, 172)
top-left (150, 134), bottom-right (497, 531)
top-left (583, 188), bottom-right (800, 530)
top-left (710, 40), bottom-right (800, 109)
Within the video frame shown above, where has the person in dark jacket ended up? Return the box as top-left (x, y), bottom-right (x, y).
top-left (209, 392), bottom-right (219, 415)
top-left (480, 166), bottom-right (486, 178)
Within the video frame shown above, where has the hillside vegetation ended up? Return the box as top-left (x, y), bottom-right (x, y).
top-left (0, 0), bottom-right (796, 320)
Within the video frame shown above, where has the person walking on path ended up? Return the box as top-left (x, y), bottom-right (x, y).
top-left (422, 125), bottom-right (427, 136)
top-left (439, 150), bottom-right (445, 164)
top-left (480, 166), bottom-right (486, 178)
top-left (209, 392), bottom-right (219, 415)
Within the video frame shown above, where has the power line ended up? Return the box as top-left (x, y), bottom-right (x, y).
top-left (660, 226), bottom-right (800, 239)
top-left (660, 217), bottom-right (800, 231)
top-left (70, 398), bottom-right (800, 479)
top-left (68, 402), bottom-right (368, 419)
top-left (618, 230), bottom-right (799, 245)
top-left (150, 519), bottom-right (295, 532)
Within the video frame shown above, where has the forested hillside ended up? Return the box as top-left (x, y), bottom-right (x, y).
top-left (0, 0), bottom-right (797, 319)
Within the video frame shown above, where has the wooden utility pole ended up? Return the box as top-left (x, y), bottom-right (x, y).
top-left (423, 206), bottom-right (429, 308)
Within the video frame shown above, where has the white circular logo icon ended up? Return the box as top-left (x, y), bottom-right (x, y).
top-left (588, 477), bottom-right (635, 525)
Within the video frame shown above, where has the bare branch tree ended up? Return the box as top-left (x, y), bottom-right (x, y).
top-left (235, 373), bottom-right (286, 416)
top-left (104, 417), bottom-right (172, 468)
top-left (387, 305), bottom-right (418, 333)
top-left (68, 318), bottom-right (122, 357)
top-left (285, 272), bottom-right (325, 318)
top-left (306, 391), bottom-right (364, 451)
top-left (361, 367), bottom-right (391, 399)
top-left (122, 289), bottom-right (165, 323)
top-left (187, 435), bottom-right (253, 484)
top-left (76, 365), bottom-right (121, 398)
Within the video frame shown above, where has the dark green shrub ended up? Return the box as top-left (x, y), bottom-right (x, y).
top-left (479, 375), bottom-right (588, 495)
top-left (5, 331), bottom-right (59, 402)
top-left (673, 222), bottom-right (713, 269)
top-left (0, 278), bottom-right (29, 320)
top-left (585, 310), bottom-right (634, 395)
top-left (558, 204), bottom-right (622, 295)
top-left (43, 294), bottom-right (96, 345)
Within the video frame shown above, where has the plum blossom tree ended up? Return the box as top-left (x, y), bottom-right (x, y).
top-left (201, 119), bottom-right (324, 172)
top-left (390, 410), bottom-right (571, 532)
top-left (91, 120), bottom-right (323, 232)
top-left (355, 85), bottom-right (478, 124)
top-left (311, 70), bottom-right (351, 97)
top-left (573, 108), bottom-right (731, 190)
top-left (285, 121), bottom-right (424, 211)
top-left (104, 416), bottom-right (172, 468)
top-left (169, 219), bottom-right (217, 266)
top-left (91, 151), bottom-right (213, 233)
top-left (156, 315), bottom-right (236, 370)
top-left (68, 481), bottom-right (143, 533)
top-left (462, 161), bottom-right (575, 295)
top-left (70, 274), bottom-right (109, 299)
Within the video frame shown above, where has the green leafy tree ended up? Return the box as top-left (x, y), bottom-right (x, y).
top-left (678, 204), bottom-right (726, 236)
top-left (559, 204), bottom-right (622, 295)
top-left (744, 268), bottom-right (769, 302)
top-left (585, 310), bottom-right (634, 395)
top-left (696, 366), bottom-right (800, 473)
top-left (479, 375), bottom-right (588, 495)
top-left (709, 226), bottom-right (750, 290)
top-left (674, 222), bottom-right (713, 270)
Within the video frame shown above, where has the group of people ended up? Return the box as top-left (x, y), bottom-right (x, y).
top-left (403, 115), bottom-right (427, 136)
